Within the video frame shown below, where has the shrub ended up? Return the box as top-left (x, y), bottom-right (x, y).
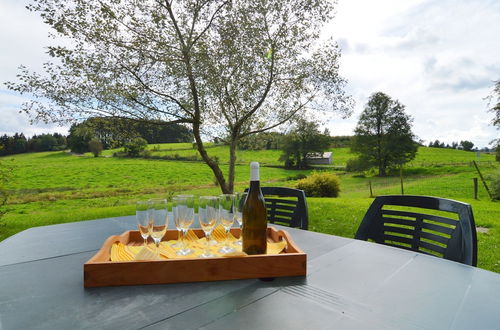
top-left (88, 138), bottom-right (103, 157)
top-left (345, 157), bottom-right (370, 172)
top-left (491, 177), bottom-right (500, 200)
top-left (124, 137), bottom-right (148, 157)
top-left (296, 172), bottom-right (341, 197)
top-left (286, 173), bottom-right (307, 181)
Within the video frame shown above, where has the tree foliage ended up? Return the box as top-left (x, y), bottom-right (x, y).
top-left (6, 0), bottom-right (352, 193)
top-left (0, 133), bottom-right (66, 155)
top-left (68, 117), bottom-right (192, 151)
top-left (88, 138), bottom-right (103, 157)
top-left (459, 140), bottom-right (474, 152)
top-left (351, 92), bottom-right (417, 176)
top-left (0, 160), bottom-right (11, 223)
top-left (280, 118), bottom-right (331, 169)
top-left (488, 80), bottom-right (500, 129)
top-left (124, 138), bottom-right (148, 157)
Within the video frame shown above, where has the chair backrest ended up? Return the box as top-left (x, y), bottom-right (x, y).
top-left (355, 195), bottom-right (477, 266)
top-left (244, 187), bottom-right (309, 230)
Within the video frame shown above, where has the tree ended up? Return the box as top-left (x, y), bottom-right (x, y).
top-left (88, 139), bottom-right (103, 157)
top-left (487, 80), bottom-right (500, 128)
top-left (0, 160), bottom-right (11, 224)
top-left (280, 118), bottom-right (331, 169)
top-left (351, 92), bottom-right (417, 176)
top-left (67, 124), bottom-right (94, 154)
top-left (124, 138), bottom-right (148, 157)
top-left (6, 0), bottom-right (352, 193)
top-left (460, 140), bottom-right (474, 151)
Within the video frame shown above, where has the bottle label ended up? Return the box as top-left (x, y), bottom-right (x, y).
top-left (250, 162), bottom-right (260, 181)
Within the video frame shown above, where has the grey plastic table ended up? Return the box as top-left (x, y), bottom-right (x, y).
top-left (1, 215), bottom-right (499, 330)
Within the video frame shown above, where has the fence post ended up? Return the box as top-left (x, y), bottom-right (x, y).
top-left (473, 178), bottom-right (478, 200)
top-left (472, 160), bottom-right (492, 200)
top-left (369, 180), bottom-right (373, 198)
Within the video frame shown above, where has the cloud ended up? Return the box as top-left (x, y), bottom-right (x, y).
top-left (326, 0), bottom-right (500, 147)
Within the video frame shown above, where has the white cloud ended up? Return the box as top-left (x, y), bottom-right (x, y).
top-left (326, 0), bottom-right (500, 147)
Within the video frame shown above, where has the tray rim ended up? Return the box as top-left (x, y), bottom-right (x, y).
top-left (85, 226), bottom-right (305, 265)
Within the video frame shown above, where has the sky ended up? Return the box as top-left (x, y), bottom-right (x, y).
top-left (0, 0), bottom-right (499, 148)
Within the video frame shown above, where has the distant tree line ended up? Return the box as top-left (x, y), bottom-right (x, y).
top-left (0, 133), bottom-right (67, 156)
top-left (428, 140), bottom-right (496, 153)
top-left (67, 117), bottom-right (193, 154)
top-left (0, 117), bottom-right (192, 156)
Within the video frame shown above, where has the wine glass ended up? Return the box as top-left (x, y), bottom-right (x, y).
top-left (234, 192), bottom-right (247, 246)
top-left (136, 200), bottom-right (151, 248)
top-left (198, 196), bottom-right (219, 258)
top-left (173, 195), bottom-right (195, 256)
top-left (218, 194), bottom-right (236, 254)
top-left (148, 198), bottom-right (169, 258)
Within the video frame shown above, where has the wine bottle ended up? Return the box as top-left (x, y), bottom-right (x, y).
top-left (242, 162), bottom-right (267, 255)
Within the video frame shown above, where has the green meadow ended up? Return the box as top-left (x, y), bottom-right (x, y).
top-left (1, 145), bottom-right (499, 272)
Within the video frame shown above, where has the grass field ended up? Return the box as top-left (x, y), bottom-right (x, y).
top-left (1, 145), bottom-right (499, 272)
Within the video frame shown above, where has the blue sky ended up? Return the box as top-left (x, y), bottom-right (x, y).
top-left (1, 0), bottom-right (499, 148)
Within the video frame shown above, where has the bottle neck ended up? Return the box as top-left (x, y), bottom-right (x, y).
top-left (249, 180), bottom-right (260, 189)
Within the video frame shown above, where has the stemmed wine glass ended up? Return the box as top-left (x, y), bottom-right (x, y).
top-left (136, 200), bottom-right (152, 248)
top-left (218, 194), bottom-right (236, 254)
top-left (198, 196), bottom-right (219, 258)
top-left (234, 192), bottom-right (246, 246)
top-left (173, 195), bottom-right (195, 256)
top-left (148, 198), bottom-right (169, 259)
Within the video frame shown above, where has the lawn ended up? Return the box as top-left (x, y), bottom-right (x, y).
top-left (1, 145), bottom-right (499, 273)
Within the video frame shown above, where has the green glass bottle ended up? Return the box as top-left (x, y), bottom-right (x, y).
top-left (242, 162), bottom-right (267, 255)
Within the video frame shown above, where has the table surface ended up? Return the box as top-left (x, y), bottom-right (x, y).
top-left (1, 215), bottom-right (499, 330)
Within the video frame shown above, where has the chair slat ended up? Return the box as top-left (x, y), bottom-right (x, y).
top-left (384, 242), bottom-right (413, 250)
top-left (420, 231), bottom-right (449, 245)
top-left (271, 216), bottom-right (293, 223)
top-left (265, 203), bottom-right (296, 212)
top-left (271, 210), bottom-right (295, 218)
top-left (418, 240), bottom-right (446, 255)
top-left (382, 234), bottom-right (413, 246)
top-left (383, 209), bottom-right (458, 226)
top-left (382, 225), bottom-right (416, 237)
top-left (265, 198), bottom-right (298, 206)
top-left (421, 222), bottom-right (455, 235)
top-left (381, 216), bottom-right (417, 227)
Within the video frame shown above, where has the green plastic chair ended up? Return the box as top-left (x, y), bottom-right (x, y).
top-left (244, 187), bottom-right (309, 230)
top-left (355, 195), bottom-right (477, 266)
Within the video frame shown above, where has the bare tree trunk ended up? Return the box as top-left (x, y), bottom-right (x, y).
top-left (192, 121), bottom-right (230, 193)
top-left (227, 137), bottom-right (238, 194)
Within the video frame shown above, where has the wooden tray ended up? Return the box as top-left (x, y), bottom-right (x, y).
top-left (84, 227), bottom-right (307, 287)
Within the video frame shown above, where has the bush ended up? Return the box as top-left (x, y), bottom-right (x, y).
top-left (491, 177), bottom-right (500, 200)
top-left (286, 173), bottom-right (307, 181)
top-left (124, 137), bottom-right (148, 157)
top-left (345, 157), bottom-right (370, 172)
top-left (88, 138), bottom-right (103, 157)
top-left (296, 172), bottom-right (341, 197)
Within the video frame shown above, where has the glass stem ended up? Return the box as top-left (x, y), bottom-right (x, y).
top-left (182, 229), bottom-right (188, 249)
top-left (205, 232), bottom-right (211, 254)
top-left (225, 228), bottom-right (230, 247)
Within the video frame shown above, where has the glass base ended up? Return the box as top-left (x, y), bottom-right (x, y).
top-left (199, 252), bottom-right (215, 258)
top-left (219, 245), bottom-right (235, 254)
top-left (177, 248), bottom-right (193, 256)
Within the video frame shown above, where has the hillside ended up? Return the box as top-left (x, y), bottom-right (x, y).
top-left (0, 145), bottom-right (499, 272)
